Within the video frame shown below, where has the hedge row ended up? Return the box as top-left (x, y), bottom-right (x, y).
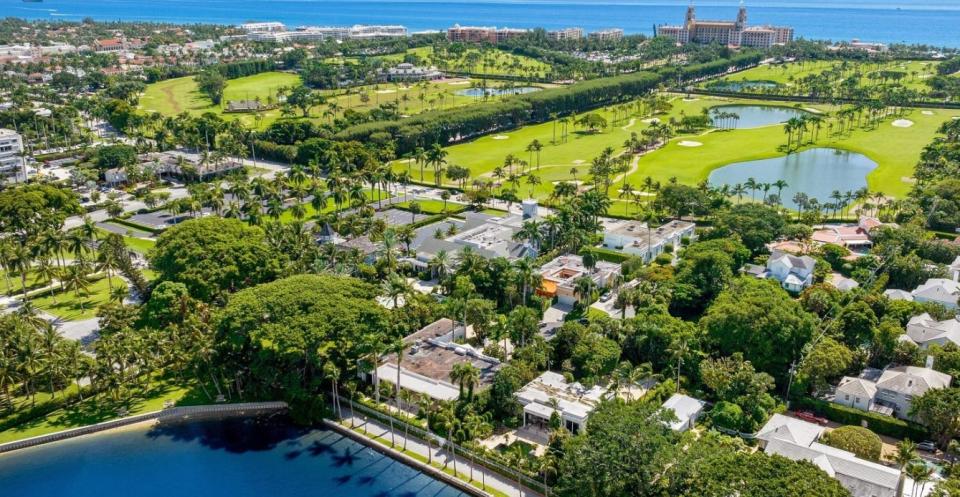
top-left (594, 247), bottom-right (633, 264)
top-left (334, 53), bottom-right (762, 156)
top-left (791, 397), bottom-right (929, 441)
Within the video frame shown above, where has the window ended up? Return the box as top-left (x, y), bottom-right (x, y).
top-left (855, 397), bottom-right (861, 403)
top-left (844, 394), bottom-right (850, 401)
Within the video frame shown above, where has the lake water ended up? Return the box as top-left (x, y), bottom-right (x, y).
top-left (710, 105), bottom-right (809, 129)
top-left (456, 86), bottom-right (541, 97)
top-left (707, 148), bottom-right (877, 209)
top-left (0, 416), bottom-right (468, 497)
top-left (4, 0), bottom-right (960, 47)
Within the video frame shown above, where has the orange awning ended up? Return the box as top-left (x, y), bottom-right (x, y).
top-left (537, 279), bottom-right (558, 297)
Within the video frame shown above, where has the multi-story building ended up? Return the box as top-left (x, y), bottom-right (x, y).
top-left (656, 5), bottom-right (793, 48)
top-left (446, 25), bottom-right (528, 44)
top-left (835, 364), bottom-right (952, 421)
top-left (247, 25), bottom-right (408, 43)
top-left (380, 63), bottom-right (443, 82)
top-left (537, 254), bottom-right (621, 306)
top-left (240, 22), bottom-right (286, 33)
top-left (0, 129), bottom-right (25, 184)
top-left (93, 37), bottom-right (147, 53)
top-left (547, 28), bottom-right (584, 41)
top-left (588, 29), bottom-right (624, 41)
top-left (602, 219), bottom-right (695, 263)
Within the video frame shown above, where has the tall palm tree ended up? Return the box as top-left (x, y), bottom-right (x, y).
top-left (450, 363), bottom-right (481, 400)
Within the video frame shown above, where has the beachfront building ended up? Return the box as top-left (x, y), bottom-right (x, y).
top-left (834, 364), bottom-right (952, 421)
top-left (246, 25), bottom-right (408, 43)
top-left (538, 255), bottom-right (621, 306)
top-left (588, 29), bottom-right (624, 41)
top-left (380, 63), bottom-right (443, 82)
top-left (241, 22), bottom-right (286, 33)
top-left (446, 25), bottom-right (529, 44)
top-left (0, 129), bottom-right (25, 184)
top-left (656, 5), bottom-right (793, 48)
top-left (376, 319), bottom-right (501, 402)
top-left (757, 414), bottom-right (900, 497)
top-left (548, 28), bottom-right (584, 41)
top-left (602, 219), bottom-right (696, 263)
top-left (515, 371), bottom-right (609, 434)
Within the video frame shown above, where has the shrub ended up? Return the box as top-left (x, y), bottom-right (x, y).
top-left (822, 425), bottom-right (883, 461)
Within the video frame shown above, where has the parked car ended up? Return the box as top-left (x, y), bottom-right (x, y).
top-left (918, 441), bottom-right (937, 452)
top-left (794, 411), bottom-right (829, 426)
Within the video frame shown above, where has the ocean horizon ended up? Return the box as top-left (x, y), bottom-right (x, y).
top-left (3, 0), bottom-right (960, 47)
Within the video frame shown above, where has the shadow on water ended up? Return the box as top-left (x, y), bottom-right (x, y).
top-left (146, 414), bottom-right (309, 453)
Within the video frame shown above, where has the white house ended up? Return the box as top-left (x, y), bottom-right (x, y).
top-left (749, 249), bottom-right (816, 292)
top-left (515, 371), bottom-right (608, 434)
top-left (834, 365), bottom-right (952, 421)
top-left (911, 278), bottom-right (960, 309)
top-left (950, 256), bottom-right (960, 282)
top-left (602, 219), bottom-right (695, 262)
top-left (904, 313), bottom-right (960, 350)
top-left (660, 393), bottom-right (706, 432)
top-left (0, 128), bottom-right (25, 183)
top-left (758, 414), bottom-right (901, 497)
top-left (883, 289), bottom-right (914, 302)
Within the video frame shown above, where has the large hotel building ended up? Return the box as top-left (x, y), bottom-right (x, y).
top-left (446, 25), bottom-right (529, 43)
top-left (656, 5), bottom-right (793, 49)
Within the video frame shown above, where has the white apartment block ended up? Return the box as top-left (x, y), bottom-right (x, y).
top-left (0, 129), bottom-right (25, 183)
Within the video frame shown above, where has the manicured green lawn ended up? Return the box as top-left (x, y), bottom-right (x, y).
top-left (394, 199), bottom-right (466, 215)
top-left (97, 228), bottom-right (156, 254)
top-left (140, 70), bottom-right (544, 129)
top-left (31, 276), bottom-right (127, 321)
top-left (139, 71), bottom-right (302, 128)
top-left (717, 59), bottom-right (942, 93)
top-left (333, 46), bottom-right (551, 78)
top-left (0, 269), bottom-right (48, 297)
top-left (0, 376), bottom-right (205, 444)
top-left (276, 189), bottom-right (390, 224)
top-left (407, 93), bottom-right (960, 202)
top-left (625, 104), bottom-right (960, 199)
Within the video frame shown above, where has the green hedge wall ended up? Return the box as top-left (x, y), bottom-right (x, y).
top-left (792, 397), bottom-right (929, 441)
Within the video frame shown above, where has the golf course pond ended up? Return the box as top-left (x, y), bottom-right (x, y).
top-left (711, 104), bottom-right (811, 129)
top-left (455, 86), bottom-right (541, 97)
top-left (708, 148), bottom-right (878, 210)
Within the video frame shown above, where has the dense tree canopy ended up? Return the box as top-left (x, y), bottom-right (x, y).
top-left (150, 217), bottom-right (285, 302)
top-left (701, 278), bottom-right (817, 383)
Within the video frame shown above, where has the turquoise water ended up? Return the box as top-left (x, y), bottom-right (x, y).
top-left (710, 105), bottom-right (810, 129)
top-left (4, 1), bottom-right (960, 47)
top-left (0, 417), bottom-right (468, 497)
top-left (456, 86), bottom-right (541, 97)
top-left (708, 148), bottom-right (878, 209)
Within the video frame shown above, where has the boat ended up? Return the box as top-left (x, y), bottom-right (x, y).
top-left (23, 0), bottom-right (44, 3)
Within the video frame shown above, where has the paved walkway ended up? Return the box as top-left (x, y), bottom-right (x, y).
top-left (342, 411), bottom-right (539, 497)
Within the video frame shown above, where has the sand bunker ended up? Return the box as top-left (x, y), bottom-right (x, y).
top-left (553, 180), bottom-right (584, 186)
top-left (682, 98), bottom-right (699, 102)
top-left (447, 81), bottom-right (471, 86)
top-left (492, 135), bottom-right (510, 140)
top-left (376, 90), bottom-right (396, 94)
top-left (922, 111), bottom-right (935, 116)
top-left (804, 108), bottom-right (823, 114)
top-left (572, 159), bottom-right (586, 165)
top-left (678, 141), bottom-right (703, 147)
top-left (642, 118), bottom-right (661, 124)
top-left (892, 119), bottom-right (914, 128)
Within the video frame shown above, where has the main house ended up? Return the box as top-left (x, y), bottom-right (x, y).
top-left (515, 371), bottom-right (609, 434)
top-left (758, 414), bottom-right (900, 497)
top-left (743, 249), bottom-right (816, 292)
top-left (834, 364), bottom-right (952, 421)
top-left (376, 319), bottom-right (501, 401)
top-left (910, 278), bottom-right (960, 309)
top-left (601, 219), bottom-right (695, 263)
top-left (537, 255), bottom-right (621, 306)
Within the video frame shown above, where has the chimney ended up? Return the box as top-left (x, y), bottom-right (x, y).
top-left (926, 355), bottom-right (935, 369)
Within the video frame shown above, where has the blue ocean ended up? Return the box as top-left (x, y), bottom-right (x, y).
top-left (2, 0), bottom-right (960, 47)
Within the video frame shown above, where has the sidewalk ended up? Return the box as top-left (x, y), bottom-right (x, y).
top-left (341, 410), bottom-right (539, 497)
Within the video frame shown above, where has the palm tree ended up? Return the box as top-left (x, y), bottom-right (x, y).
top-left (573, 275), bottom-right (595, 305)
top-left (62, 266), bottom-right (91, 312)
top-left (894, 440), bottom-right (918, 496)
top-left (450, 363), bottom-right (481, 400)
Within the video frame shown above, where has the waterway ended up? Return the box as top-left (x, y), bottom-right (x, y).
top-left (4, 0), bottom-right (960, 47)
top-left (0, 416), bottom-right (468, 497)
top-left (710, 104), bottom-right (810, 129)
top-left (707, 148), bottom-right (878, 209)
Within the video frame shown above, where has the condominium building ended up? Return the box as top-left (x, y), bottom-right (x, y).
top-left (446, 25), bottom-right (529, 44)
top-left (247, 25), bottom-right (408, 43)
top-left (0, 129), bottom-right (25, 183)
top-left (588, 29), bottom-right (624, 41)
top-left (656, 5), bottom-right (793, 48)
top-left (240, 22), bottom-right (286, 33)
top-left (548, 28), bottom-right (584, 41)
